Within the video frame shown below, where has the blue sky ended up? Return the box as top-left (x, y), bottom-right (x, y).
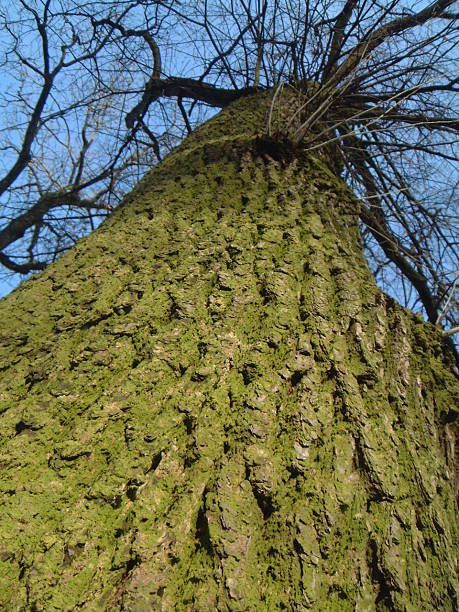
top-left (0, 272), bottom-right (25, 299)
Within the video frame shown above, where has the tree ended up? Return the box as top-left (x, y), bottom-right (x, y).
top-left (0, 2), bottom-right (457, 610)
top-left (0, 1), bottom-right (458, 337)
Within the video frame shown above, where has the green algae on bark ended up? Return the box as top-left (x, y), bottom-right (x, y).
top-left (0, 92), bottom-right (457, 610)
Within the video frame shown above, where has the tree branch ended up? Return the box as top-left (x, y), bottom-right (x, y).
top-left (126, 78), bottom-right (256, 128)
top-left (325, 0), bottom-right (457, 89)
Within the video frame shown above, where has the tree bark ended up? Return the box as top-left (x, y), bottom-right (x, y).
top-left (0, 92), bottom-right (457, 610)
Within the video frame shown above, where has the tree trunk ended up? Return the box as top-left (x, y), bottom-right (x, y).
top-left (0, 92), bottom-right (457, 611)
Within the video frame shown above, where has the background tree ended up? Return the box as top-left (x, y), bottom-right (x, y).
top-left (0, 2), bottom-right (458, 609)
top-left (0, 0), bottom-right (458, 337)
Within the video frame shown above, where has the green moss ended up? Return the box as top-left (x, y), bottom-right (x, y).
top-left (0, 91), bottom-right (457, 610)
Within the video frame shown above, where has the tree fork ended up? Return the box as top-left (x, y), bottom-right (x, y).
top-left (0, 92), bottom-right (457, 610)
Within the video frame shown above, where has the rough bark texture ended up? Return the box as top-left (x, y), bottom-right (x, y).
top-left (0, 93), bottom-right (457, 611)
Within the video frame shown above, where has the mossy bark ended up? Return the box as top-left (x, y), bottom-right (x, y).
top-left (0, 93), bottom-right (457, 611)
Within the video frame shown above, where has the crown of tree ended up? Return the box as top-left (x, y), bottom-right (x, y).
top-left (0, 1), bottom-right (458, 339)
